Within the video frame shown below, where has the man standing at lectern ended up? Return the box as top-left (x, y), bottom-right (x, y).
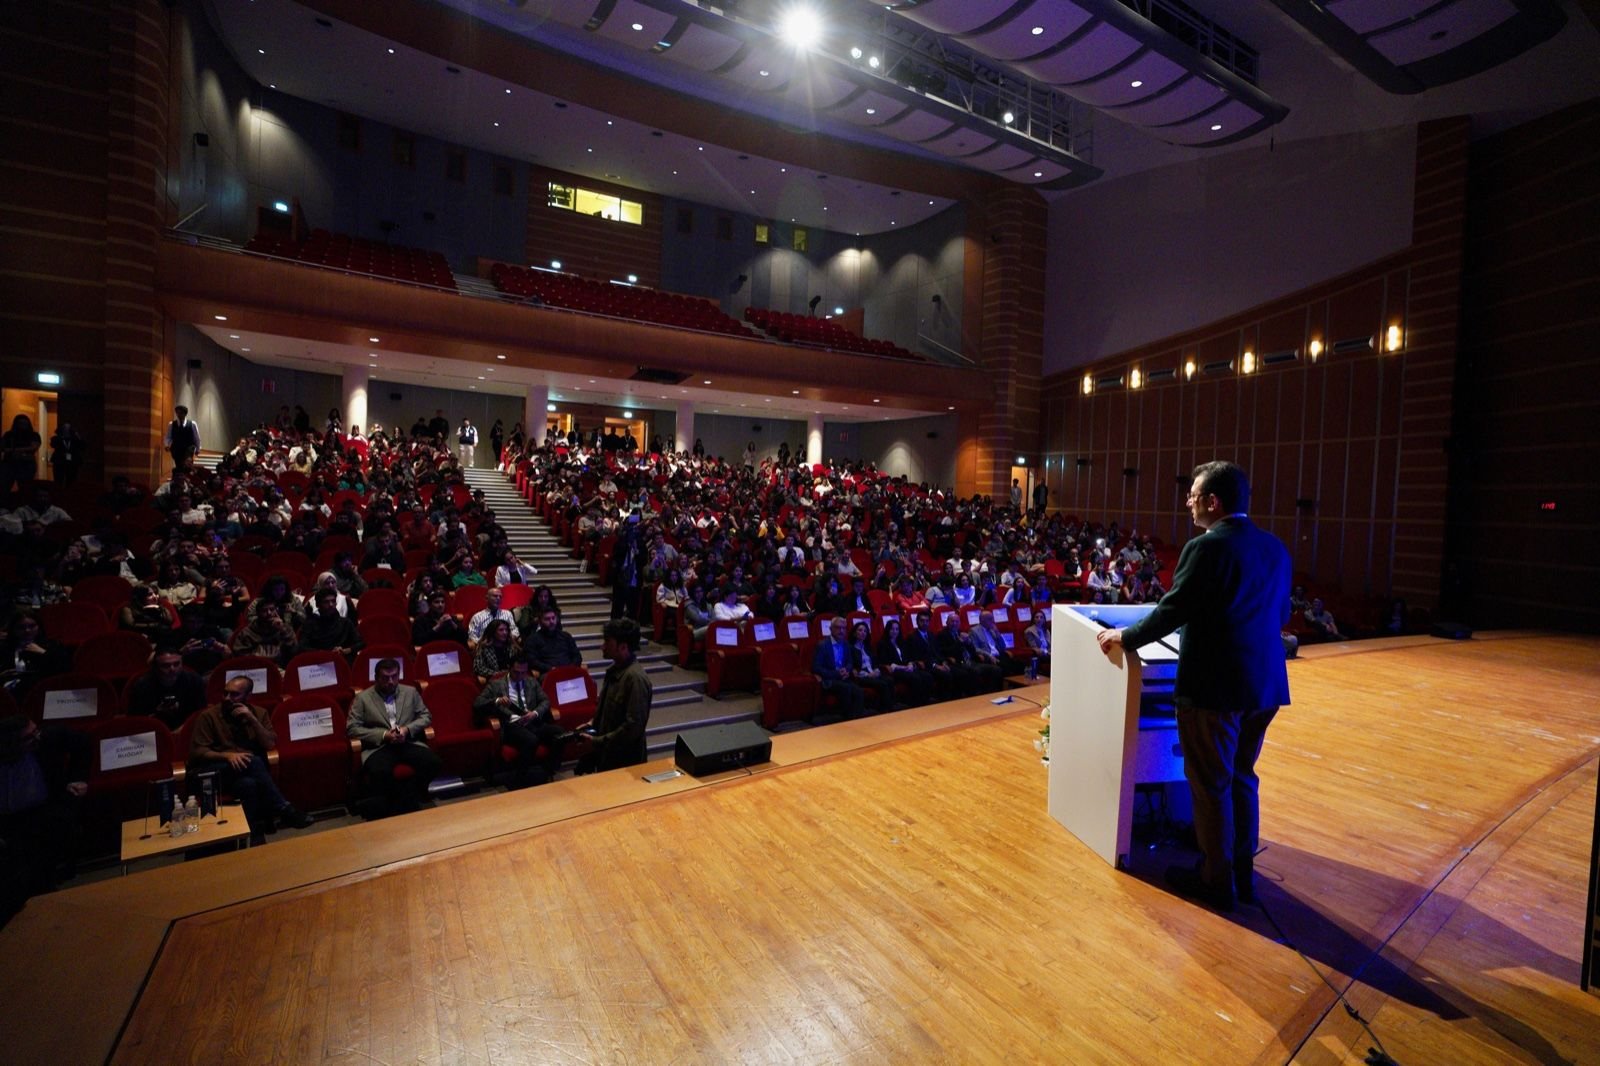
top-left (1095, 461), bottom-right (1291, 911)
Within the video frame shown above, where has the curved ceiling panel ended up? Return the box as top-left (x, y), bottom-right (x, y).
top-left (592, 1), bottom-right (678, 49)
top-left (659, 23), bottom-right (744, 71)
top-left (1109, 75), bottom-right (1227, 127)
top-left (1009, 159), bottom-right (1073, 184)
top-left (1016, 22), bottom-right (1143, 86)
top-left (892, 0), bottom-right (1287, 149)
top-left (1266, 0), bottom-right (1565, 94)
top-left (965, 142), bottom-right (1036, 172)
top-left (919, 127), bottom-right (999, 158)
top-left (878, 109), bottom-right (958, 143)
top-left (522, 1), bottom-right (595, 30)
top-left (964, 4), bottom-right (1094, 61)
top-left (1326, 0), bottom-right (1439, 36)
top-left (894, 0), bottom-right (1022, 37)
top-left (1367, 0), bottom-right (1518, 66)
top-left (779, 70), bottom-right (858, 110)
top-left (830, 90), bottom-right (912, 127)
top-left (1158, 99), bottom-right (1265, 146)
top-left (723, 49), bottom-right (796, 91)
top-left (1069, 50), bottom-right (1186, 108)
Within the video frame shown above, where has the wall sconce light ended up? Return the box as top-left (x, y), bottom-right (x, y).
top-left (1385, 325), bottom-right (1403, 352)
top-left (1183, 358), bottom-right (1197, 380)
top-left (1308, 339), bottom-right (1323, 361)
top-left (1240, 350), bottom-right (1257, 374)
top-left (1081, 374), bottom-right (1093, 396)
top-left (1128, 367), bottom-right (1142, 390)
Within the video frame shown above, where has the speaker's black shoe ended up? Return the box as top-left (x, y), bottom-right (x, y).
top-left (1235, 865), bottom-right (1257, 905)
top-left (1165, 864), bottom-right (1235, 912)
top-left (278, 806), bottom-right (314, 830)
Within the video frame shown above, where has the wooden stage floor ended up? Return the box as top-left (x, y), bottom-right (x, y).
top-left (3, 633), bottom-right (1598, 1064)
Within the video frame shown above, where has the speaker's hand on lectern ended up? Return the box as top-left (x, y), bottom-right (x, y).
top-left (1096, 628), bottom-right (1123, 659)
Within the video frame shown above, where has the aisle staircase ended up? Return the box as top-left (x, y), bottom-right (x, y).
top-left (464, 468), bottom-right (763, 757)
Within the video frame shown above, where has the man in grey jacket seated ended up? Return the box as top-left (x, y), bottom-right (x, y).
top-left (474, 653), bottom-right (567, 787)
top-left (347, 658), bottom-right (442, 816)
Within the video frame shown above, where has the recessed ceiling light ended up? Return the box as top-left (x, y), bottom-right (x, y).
top-left (493, 122), bottom-right (499, 127)
top-left (470, 385), bottom-right (477, 390)
top-left (697, 146), bottom-right (703, 151)
top-left (586, 147), bottom-right (593, 153)
top-left (1033, 171), bottom-right (1043, 178)
top-left (764, 398), bottom-right (771, 403)
top-left (240, 347), bottom-right (250, 352)
top-left (505, 88), bottom-right (511, 94)
top-left (872, 399), bottom-right (880, 403)
top-left (759, 70), bottom-right (770, 77)
top-left (866, 108), bottom-right (876, 115)
top-left (1130, 80), bottom-right (1143, 88)
top-left (552, 260), bottom-right (562, 269)
top-left (228, 334), bottom-right (239, 339)
top-left (496, 353), bottom-right (506, 360)
top-left (1031, 26), bottom-right (1044, 35)
top-left (589, 378), bottom-right (596, 383)
top-left (1002, 111), bottom-right (1015, 124)
top-left (702, 379), bottom-right (711, 384)
top-left (1210, 124), bottom-right (1223, 131)
top-left (792, 390), bottom-right (800, 394)
top-left (387, 48), bottom-right (395, 55)
top-left (257, 48), bottom-right (265, 54)
top-left (213, 314), bottom-right (227, 321)
top-left (269, 84), bottom-right (275, 89)
top-left (369, 336), bottom-right (379, 342)
top-left (947, 406), bottom-right (955, 411)
top-left (606, 120), bottom-right (613, 126)
top-left (477, 376), bottom-right (485, 380)
top-left (631, 22), bottom-right (643, 31)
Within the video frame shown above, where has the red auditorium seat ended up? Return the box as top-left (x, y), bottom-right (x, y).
top-left (759, 643), bottom-right (817, 729)
top-left (22, 672), bottom-right (122, 731)
top-left (73, 631), bottom-right (154, 685)
top-left (416, 675), bottom-right (496, 781)
top-left (271, 694), bottom-right (352, 811)
top-left (283, 649), bottom-right (353, 696)
top-left (208, 656), bottom-right (285, 706)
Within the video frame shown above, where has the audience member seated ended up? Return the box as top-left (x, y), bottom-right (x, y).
top-left (1023, 613), bottom-right (1051, 676)
top-left (0, 615), bottom-right (70, 698)
top-left (125, 649), bottom-right (209, 729)
top-left (934, 618), bottom-right (1002, 694)
top-left (971, 611), bottom-right (1025, 677)
top-left (187, 674), bottom-right (312, 843)
top-left (467, 587), bottom-right (515, 647)
top-left (876, 619), bottom-right (935, 707)
top-left (347, 658), bottom-right (441, 816)
top-left (0, 715), bottom-right (90, 921)
top-left (411, 591), bottom-right (468, 646)
top-left (847, 621), bottom-right (898, 711)
top-left (525, 608), bottom-right (582, 674)
top-left (117, 585), bottom-right (171, 638)
top-left (810, 617), bottom-right (867, 719)
top-left (711, 586), bottom-right (753, 624)
top-left (472, 619), bottom-right (521, 685)
top-left (1304, 598), bottom-right (1345, 641)
top-left (493, 551), bottom-right (538, 586)
top-left (299, 587), bottom-right (363, 658)
top-left (474, 654), bottom-right (564, 787)
top-left (230, 601), bottom-right (298, 667)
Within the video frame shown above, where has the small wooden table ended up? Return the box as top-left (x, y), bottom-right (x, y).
top-left (120, 805), bottom-right (251, 873)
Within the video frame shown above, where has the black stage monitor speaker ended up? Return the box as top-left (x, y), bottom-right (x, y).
top-left (675, 721), bottom-right (771, 777)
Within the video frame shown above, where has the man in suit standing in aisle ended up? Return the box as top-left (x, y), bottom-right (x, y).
top-left (1096, 461), bottom-right (1291, 911)
top-left (347, 658), bottom-right (442, 816)
top-left (164, 405), bottom-right (200, 472)
top-left (457, 418), bottom-right (478, 468)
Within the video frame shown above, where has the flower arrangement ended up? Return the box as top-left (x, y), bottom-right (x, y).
top-left (1032, 701), bottom-right (1051, 764)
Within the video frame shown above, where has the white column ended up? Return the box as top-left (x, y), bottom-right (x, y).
top-left (675, 400), bottom-right (695, 455)
top-left (525, 383), bottom-right (549, 445)
top-left (806, 412), bottom-right (824, 466)
top-left (342, 365), bottom-right (369, 436)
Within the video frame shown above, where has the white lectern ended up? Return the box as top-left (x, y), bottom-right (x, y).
top-left (1048, 604), bottom-right (1185, 869)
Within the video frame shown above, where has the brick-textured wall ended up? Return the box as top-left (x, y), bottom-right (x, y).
top-left (1448, 100), bottom-right (1600, 632)
top-left (1039, 119), bottom-right (1471, 608)
top-left (104, 0), bottom-right (174, 485)
top-left (962, 185), bottom-right (1047, 499)
top-left (526, 165), bottom-right (663, 289)
top-left (0, 0), bottom-right (172, 486)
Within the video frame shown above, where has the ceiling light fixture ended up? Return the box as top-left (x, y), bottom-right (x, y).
top-left (631, 22), bottom-right (643, 31)
top-left (779, 7), bottom-right (823, 50)
top-left (213, 314), bottom-right (227, 321)
top-left (1002, 111), bottom-right (1015, 124)
top-left (1031, 26), bottom-right (1044, 35)
top-left (1211, 124), bottom-right (1223, 131)
top-left (868, 55), bottom-right (880, 69)
top-left (369, 336), bottom-right (379, 342)
top-left (551, 260), bottom-right (561, 269)
top-left (1130, 79), bottom-right (1143, 88)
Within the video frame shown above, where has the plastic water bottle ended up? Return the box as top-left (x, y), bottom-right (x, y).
top-left (184, 796), bottom-right (200, 832)
top-left (169, 797), bottom-right (185, 839)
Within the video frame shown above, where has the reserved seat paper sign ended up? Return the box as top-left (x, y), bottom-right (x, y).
top-left (101, 731), bottom-right (158, 771)
top-left (287, 707), bottom-right (335, 741)
top-left (554, 678), bottom-right (587, 706)
top-left (43, 688), bottom-right (98, 720)
top-left (426, 652), bottom-right (460, 675)
top-left (227, 667), bottom-right (270, 692)
top-left (297, 662), bottom-right (340, 690)
top-left (714, 627), bottom-right (740, 646)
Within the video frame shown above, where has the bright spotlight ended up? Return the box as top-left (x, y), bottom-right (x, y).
top-left (779, 7), bottom-right (823, 50)
top-left (1002, 111), bottom-right (1015, 124)
top-left (868, 54), bottom-right (880, 69)
top-left (849, 46), bottom-right (862, 60)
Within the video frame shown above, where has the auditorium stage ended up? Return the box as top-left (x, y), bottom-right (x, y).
top-left (3, 633), bottom-right (1597, 1064)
